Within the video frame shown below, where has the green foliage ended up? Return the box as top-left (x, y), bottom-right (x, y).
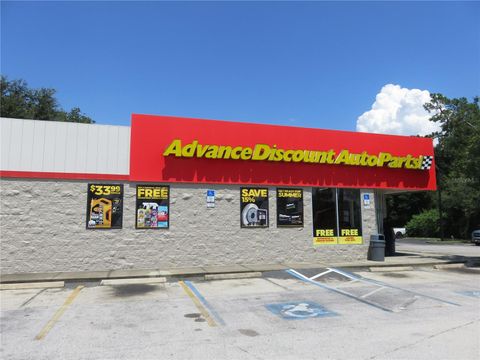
top-left (387, 94), bottom-right (479, 239)
top-left (0, 76), bottom-right (94, 123)
top-left (425, 94), bottom-right (480, 239)
top-left (406, 209), bottom-right (440, 238)
top-left (386, 192), bottom-right (434, 227)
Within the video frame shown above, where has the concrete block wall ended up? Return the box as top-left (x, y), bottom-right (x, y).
top-left (0, 179), bottom-right (377, 274)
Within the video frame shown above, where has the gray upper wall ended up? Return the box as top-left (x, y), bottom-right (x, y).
top-left (0, 117), bottom-right (130, 175)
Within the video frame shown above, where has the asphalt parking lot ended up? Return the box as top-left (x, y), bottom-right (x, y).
top-left (1, 266), bottom-right (479, 360)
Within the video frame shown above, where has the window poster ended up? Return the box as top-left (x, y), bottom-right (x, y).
top-left (338, 189), bottom-right (363, 244)
top-left (277, 188), bottom-right (303, 227)
top-left (86, 184), bottom-right (123, 229)
top-left (240, 187), bottom-right (269, 228)
top-left (311, 188), bottom-right (363, 245)
top-left (136, 185), bottom-right (170, 229)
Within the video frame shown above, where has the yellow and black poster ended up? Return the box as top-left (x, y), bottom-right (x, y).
top-left (338, 228), bottom-right (363, 244)
top-left (338, 189), bottom-right (363, 244)
top-left (313, 229), bottom-right (338, 245)
top-left (86, 184), bottom-right (123, 229)
top-left (277, 188), bottom-right (303, 227)
top-left (240, 187), bottom-right (269, 228)
top-left (136, 185), bottom-right (170, 229)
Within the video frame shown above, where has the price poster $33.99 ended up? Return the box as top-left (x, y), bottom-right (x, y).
top-left (86, 184), bottom-right (124, 229)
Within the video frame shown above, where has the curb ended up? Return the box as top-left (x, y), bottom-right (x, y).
top-left (1, 256), bottom-right (476, 285)
top-left (369, 266), bottom-right (414, 272)
top-left (0, 281), bottom-right (65, 290)
top-left (433, 263), bottom-right (466, 269)
top-left (205, 272), bottom-right (262, 280)
top-left (100, 277), bottom-right (167, 286)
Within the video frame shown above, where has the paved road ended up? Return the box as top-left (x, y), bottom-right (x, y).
top-left (396, 238), bottom-right (480, 258)
top-left (1, 267), bottom-right (479, 359)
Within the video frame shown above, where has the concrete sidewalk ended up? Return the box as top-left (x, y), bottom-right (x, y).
top-left (2, 250), bottom-right (479, 284)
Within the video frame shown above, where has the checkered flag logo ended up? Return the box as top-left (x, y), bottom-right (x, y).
top-left (421, 156), bottom-right (433, 170)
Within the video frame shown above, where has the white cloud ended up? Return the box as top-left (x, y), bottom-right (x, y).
top-left (356, 84), bottom-right (440, 136)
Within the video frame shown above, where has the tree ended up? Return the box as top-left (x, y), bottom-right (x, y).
top-left (425, 94), bottom-right (480, 239)
top-left (386, 192), bottom-right (434, 228)
top-left (0, 76), bottom-right (94, 123)
top-left (406, 209), bottom-right (440, 238)
top-left (386, 94), bottom-right (479, 239)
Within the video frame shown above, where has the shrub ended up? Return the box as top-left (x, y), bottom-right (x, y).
top-left (406, 209), bottom-right (440, 238)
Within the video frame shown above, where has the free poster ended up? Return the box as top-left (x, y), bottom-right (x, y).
top-left (136, 185), bottom-right (170, 229)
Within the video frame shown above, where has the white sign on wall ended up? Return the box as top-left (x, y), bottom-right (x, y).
top-left (363, 194), bottom-right (371, 209)
top-left (207, 189), bottom-right (215, 208)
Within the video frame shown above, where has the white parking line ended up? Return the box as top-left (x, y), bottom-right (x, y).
top-left (360, 286), bottom-right (386, 299)
top-left (309, 269), bottom-right (332, 280)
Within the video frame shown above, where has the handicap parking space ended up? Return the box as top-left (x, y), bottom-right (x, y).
top-left (265, 301), bottom-right (338, 320)
top-left (181, 275), bottom-right (393, 334)
top-left (1, 267), bottom-right (479, 359)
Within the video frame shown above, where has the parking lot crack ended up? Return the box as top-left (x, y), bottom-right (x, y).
top-left (20, 288), bottom-right (46, 308)
top-left (366, 319), bottom-right (480, 360)
top-left (263, 277), bottom-right (292, 291)
top-left (236, 346), bottom-right (264, 360)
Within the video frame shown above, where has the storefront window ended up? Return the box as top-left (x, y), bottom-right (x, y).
top-left (338, 189), bottom-right (363, 244)
top-left (312, 188), bottom-right (338, 245)
top-left (312, 188), bottom-right (362, 245)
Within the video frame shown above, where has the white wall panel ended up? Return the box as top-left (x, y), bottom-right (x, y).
top-left (8, 119), bottom-right (23, 169)
top-left (0, 118), bottom-right (130, 175)
top-left (53, 122), bottom-right (68, 172)
top-left (64, 123), bottom-right (79, 173)
top-left (74, 123), bottom-right (89, 173)
top-left (0, 118), bottom-right (13, 170)
top-left (117, 126), bottom-right (131, 174)
top-left (42, 121), bottom-right (57, 171)
top-left (96, 124), bottom-right (111, 174)
top-left (19, 120), bottom-right (35, 170)
top-left (31, 120), bottom-right (46, 171)
top-left (84, 122), bottom-right (99, 173)
top-left (105, 126), bottom-right (119, 174)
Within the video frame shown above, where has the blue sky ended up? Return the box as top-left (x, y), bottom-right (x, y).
top-left (1, 1), bottom-right (479, 131)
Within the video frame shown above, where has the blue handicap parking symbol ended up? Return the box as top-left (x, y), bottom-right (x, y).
top-left (457, 291), bottom-right (480, 298)
top-left (265, 301), bottom-right (338, 320)
top-left (207, 190), bottom-right (215, 197)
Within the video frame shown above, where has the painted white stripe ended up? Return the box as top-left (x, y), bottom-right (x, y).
top-left (334, 279), bottom-right (359, 288)
top-left (361, 286), bottom-right (386, 298)
top-left (309, 269), bottom-right (332, 280)
top-left (289, 269), bottom-right (309, 280)
top-left (327, 267), bottom-right (359, 281)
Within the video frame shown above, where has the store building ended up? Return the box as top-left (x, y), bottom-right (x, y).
top-left (0, 115), bottom-right (436, 274)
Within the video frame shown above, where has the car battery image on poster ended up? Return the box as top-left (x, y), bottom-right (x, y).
top-left (277, 188), bottom-right (304, 227)
top-left (86, 184), bottom-right (123, 229)
top-left (136, 185), bottom-right (170, 229)
top-left (240, 187), bottom-right (269, 228)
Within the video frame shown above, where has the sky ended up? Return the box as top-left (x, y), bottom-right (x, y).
top-left (1, 1), bottom-right (479, 135)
